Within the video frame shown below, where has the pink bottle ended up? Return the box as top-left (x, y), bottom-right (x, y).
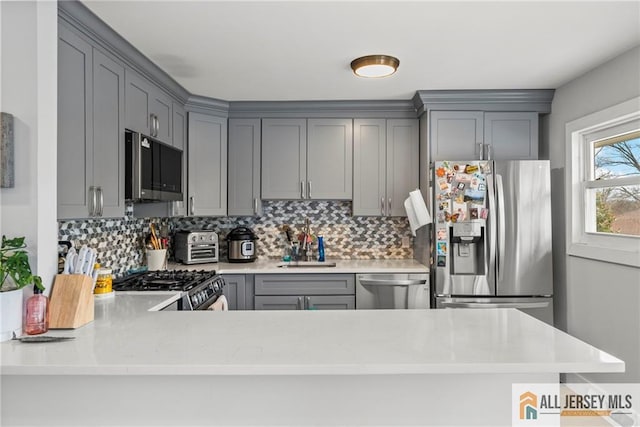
top-left (24, 286), bottom-right (49, 335)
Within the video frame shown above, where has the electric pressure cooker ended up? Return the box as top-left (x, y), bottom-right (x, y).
top-left (226, 227), bottom-right (258, 263)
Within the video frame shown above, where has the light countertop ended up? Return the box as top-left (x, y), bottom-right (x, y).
top-left (1, 293), bottom-right (623, 376)
top-left (169, 258), bottom-right (429, 274)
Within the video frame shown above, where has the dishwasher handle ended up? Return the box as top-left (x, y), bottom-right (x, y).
top-left (440, 301), bottom-right (549, 309)
top-left (359, 278), bottom-right (427, 286)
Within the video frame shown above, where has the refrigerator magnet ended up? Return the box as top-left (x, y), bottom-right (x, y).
top-left (438, 200), bottom-right (450, 211)
top-left (437, 242), bottom-right (447, 255)
top-left (436, 167), bottom-right (446, 178)
top-left (463, 189), bottom-right (485, 204)
top-left (480, 208), bottom-right (489, 219)
top-left (452, 201), bottom-right (468, 220)
top-left (464, 164), bottom-right (479, 174)
top-left (470, 208), bottom-right (479, 219)
top-left (437, 212), bottom-right (447, 223)
top-left (437, 255), bottom-right (446, 267)
top-left (436, 229), bottom-right (447, 240)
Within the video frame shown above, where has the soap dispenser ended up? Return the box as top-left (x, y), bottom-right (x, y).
top-left (24, 285), bottom-right (49, 335)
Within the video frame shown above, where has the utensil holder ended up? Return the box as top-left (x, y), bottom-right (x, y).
top-left (146, 249), bottom-right (167, 271)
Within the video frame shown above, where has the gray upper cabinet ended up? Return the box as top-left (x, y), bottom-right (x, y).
top-left (57, 24), bottom-right (124, 219)
top-left (353, 119), bottom-right (418, 216)
top-left (261, 118), bottom-right (353, 200)
top-left (58, 25), bottom-right (93, 219)
top-left (430, 110), bottom-right (538, 161)
top-left (307, 119), bottom-right (353, 200)
top-left (125, 69), bottom-right (172, 144)
top-left (483, 112), bottom-right (538, 160)
top-left (228, 119), bottom-right (261, 216)
top-left (187, 112), bottom-right (227, 216)
top-left (430, 111), bottom-right (484, 161)
top-left (261, 119), bottom-right (307, 199)
top-left (172, 102), bottom-right (186, 150)
top-left (91, 49), bottom-right (125, 218)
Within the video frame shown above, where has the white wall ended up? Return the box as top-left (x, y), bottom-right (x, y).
top-left (547, 46), bottom-right (640, 382)
top-left (0, 1), bottom-right (58, 296)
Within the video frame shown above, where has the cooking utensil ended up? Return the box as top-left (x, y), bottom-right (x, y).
top-left (74, 245), bottom-right (89, 275)
top-left (63, 247), bottom-right (77, 274)
top-left (12, 332), bottom-right (75, 343)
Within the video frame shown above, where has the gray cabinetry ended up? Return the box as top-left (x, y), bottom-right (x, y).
top-left (187, 112), bottom-right (227, 216)
top-left (222, 275), bottom-right (254, 310)
top-left (91, 49), bottom-right (125, 218)
top-left (261, 119), bottom-right (307, 199)
top-left (307, 119), bottom-right (353, 200)
top-left (253, 274), bottom-right (355, 310)
top-left (57, 24), bottom-right (124, 219)
top-left (124, 69), bottom-right (172, 143)
top-left (261, 118), bottom-right (353, 200)
top-left (353, 119), bottom-right (418, 216)
top-left (430, 111), bottom-right (538, 161)
top-left (228, 119), bottom-right (261, 216)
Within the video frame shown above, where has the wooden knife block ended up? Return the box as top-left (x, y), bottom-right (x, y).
top-left (49, 274), bottom-right (94, 329)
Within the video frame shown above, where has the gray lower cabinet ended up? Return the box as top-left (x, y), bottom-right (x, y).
top-left (430, 111), bottom-right (539, 161)
top-left (253, 274), bottom-right (355, 310)
top-left (353, 119), bottom-right (419, 216)
top-left (222, 275), bottom-right (254, 310)
top-left (57, 23), bottom-right (125, 219)
top-left (187, 113), bottom-right (227, 216)
top-left (228, 119), bottom-right (261, 216)
top-left (261, 118), bottom-right (353, 200)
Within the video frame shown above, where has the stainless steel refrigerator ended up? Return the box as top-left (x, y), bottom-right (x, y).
top-left (432, 160), bottom-right (553, 324)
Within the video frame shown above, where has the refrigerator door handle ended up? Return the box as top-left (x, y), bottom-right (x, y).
top-left (440, 301), bottom-right (550, 309)
top-left (486, 173), bottom-right (497, 285)
top-left (496, 174), bottom-right (506, 282)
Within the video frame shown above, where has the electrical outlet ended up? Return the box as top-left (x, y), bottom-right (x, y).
top-left (401, 236), bottom-right (411, 248)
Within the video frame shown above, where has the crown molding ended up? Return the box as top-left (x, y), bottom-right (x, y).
top-left (412, 89), bottom-right (555, 115)
top-left (228, 100), bottom-right (417, 119)
top-left (185, 95), bottom-right (230, 117)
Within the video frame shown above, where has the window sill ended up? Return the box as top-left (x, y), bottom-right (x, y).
top-left (568, 242), bottom-right (640, 268)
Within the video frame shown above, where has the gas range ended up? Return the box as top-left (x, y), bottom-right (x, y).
top-left (113, 270), bottom-right (225, 310)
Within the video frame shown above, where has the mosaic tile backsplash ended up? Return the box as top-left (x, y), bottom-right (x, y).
top-left (58, 201), bottom-right (413, 277)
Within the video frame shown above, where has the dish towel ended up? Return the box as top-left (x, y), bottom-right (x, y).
top-left (208, 295), bottom-right (229, 311)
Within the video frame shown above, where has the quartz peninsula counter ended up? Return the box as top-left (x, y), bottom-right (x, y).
top-left (1, 293), bottom-right (624, 426)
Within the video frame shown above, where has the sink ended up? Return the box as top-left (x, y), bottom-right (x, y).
top-left (277, 261), bottom-right (337, 268)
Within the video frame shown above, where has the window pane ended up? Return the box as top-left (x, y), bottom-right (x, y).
top-left (590, 185), bottom-right (640, 236)
top-left (593, 131), bottom-right (640, 180)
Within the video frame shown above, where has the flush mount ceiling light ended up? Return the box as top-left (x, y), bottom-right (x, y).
top-left (350, 55), bottom-right (400, 78)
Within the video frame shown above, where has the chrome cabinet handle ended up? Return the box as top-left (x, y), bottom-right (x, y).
top-left (253, 198), bottom-right (258, 215)
top-left (300, 181), bottom-right (305, 199)
top-left (305, 296), bottom-right (311, 310)
top-left (484, 144), bottom-right (492, 160)
top-left (307, 181), bottom-right (311, 199)
top-left (297, 296), bottom-right (303, 310)
top-left (97, 186), bottom-right (104, 216)
top-left (388, 198), bottom-right (392, 215)
top-left (189, 196), bottom-right (195, 215)
top-left (477, 142), bottom-right (484, 160)
top-left (89, 186), bottom-right (97, 216)
top-left (381, 197), bottom-right (385, 216)
top-left (155, 115), bottom-right (160, 137)
top-left (149, 114), bottom-right (155, 136)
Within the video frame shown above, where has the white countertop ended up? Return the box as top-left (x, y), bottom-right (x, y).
top-left (169, 258), bottom-right (429, 274)
top-left (1, 293), bottom-right (623, 376)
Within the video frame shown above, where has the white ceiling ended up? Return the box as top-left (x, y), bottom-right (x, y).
top-left (82, 1), bottom-right (640, 102)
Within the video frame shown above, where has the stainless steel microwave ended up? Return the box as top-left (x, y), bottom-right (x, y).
top-left (125, 129), bottom-right (183, 202)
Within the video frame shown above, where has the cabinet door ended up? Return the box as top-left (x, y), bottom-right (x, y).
top-left (353, 119), bottom-right (386, 216)
top-left (150, 89), bottom-right (172, 143)
top-left (254, 274), bottom-right (355, 295)
top-left (187, 113), bottom-right (227, 216)
top-left (430, 111), bottom-right (484, 161)
top-left (261, 119), bottom-right (307, 199)
top-left (172, 102), bottom-right (186, 150)
top-left (57, 25), bottom-right (93, 219)
top-left (306, 295), bottom-right (355, 310)
top-left (228, 119), bottom-right (261, 216)
top-left (307, 119), bottom-right (353, 199)
top-left (92, 49), bottom-right (125, 218)
top-left (124, 69), bottom-right (151, 135)
top-left (222, 275), bottom-right (246, 310)
top-left (254, 295), bottom-right (303, 310)
top-left (484, 112), bottom-right (538, 160)
top-left (386, 119), bottom-right (419, 217)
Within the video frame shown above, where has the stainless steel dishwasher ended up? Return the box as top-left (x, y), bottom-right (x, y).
top-left (356, 274), bottom-right (430, 309)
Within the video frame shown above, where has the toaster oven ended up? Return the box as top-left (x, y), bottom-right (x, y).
top-left (174, 230), bottom-right (219, 264)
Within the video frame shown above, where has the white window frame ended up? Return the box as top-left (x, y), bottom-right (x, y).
top-left (566, 96), bottom-right (640, 268)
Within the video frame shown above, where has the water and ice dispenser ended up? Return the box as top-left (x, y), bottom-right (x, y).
top-left (449, 222), bottom-right (485, 276)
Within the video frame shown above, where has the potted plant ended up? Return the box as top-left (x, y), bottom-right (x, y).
top-left (0, 236), bottom-right (43, 342)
